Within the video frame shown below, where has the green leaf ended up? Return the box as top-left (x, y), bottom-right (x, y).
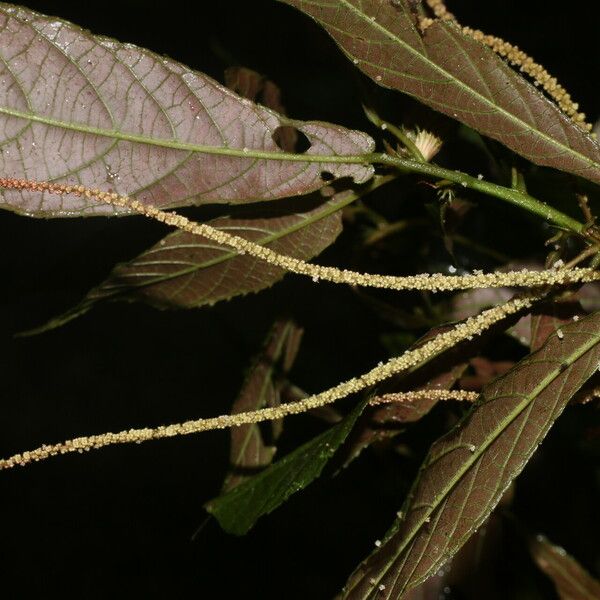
top-left (342, 310), bottom-right (600, 599)
top-left (530, 534), bottom-right (600, 600)
top-left (0, 4), bottom-right (374, 217)
top-left (222, 319), bottom-right (303, 492)
top-left (280, 0), bottom-right (600, 185)
top-left (205, 395), bottom-right (369, 535)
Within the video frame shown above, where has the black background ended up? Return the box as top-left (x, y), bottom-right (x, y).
top-left (0, 1), bottom-right (598, 598)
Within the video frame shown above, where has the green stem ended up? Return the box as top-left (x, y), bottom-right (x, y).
top-left (368, 153), bottom-right (586, 236)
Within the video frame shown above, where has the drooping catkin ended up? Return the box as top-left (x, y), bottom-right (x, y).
top-left (0, 293), bottom-right (537, 469)
top-left (371, 389), bottom-right (478, 405)
top-left (422, 1), bottom-right (591, 131)
top-left (1, 177), bottom-right (598, 292)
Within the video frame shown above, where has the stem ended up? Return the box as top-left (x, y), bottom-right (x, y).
top-left (368, 153), bottom-right (586, 235)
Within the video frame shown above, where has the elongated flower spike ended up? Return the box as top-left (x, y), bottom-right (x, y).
top-left (1, 177), bottom-right (598, 293)
top-left (423, 1), bottom-right (592, 131)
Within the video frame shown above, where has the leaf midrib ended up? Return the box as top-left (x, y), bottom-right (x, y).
top-left (335, 0), bottom-right (598, 170)
top-left (0, 104), bottom-right (370, 165)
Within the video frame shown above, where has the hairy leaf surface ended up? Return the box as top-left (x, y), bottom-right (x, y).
top-left (222, 320), bottom-right (303, 492)
top-left (206, 396), bottom-right (368, 535)
top-left (342, 311), bottom-right (600, 599)
top-left (281, 0), bottom-right (600, 184)
top-left (0, 4), bottom-right (374, 217)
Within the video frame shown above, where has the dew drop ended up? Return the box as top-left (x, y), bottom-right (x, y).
top-left (374, 539), bottom-right (382, 547)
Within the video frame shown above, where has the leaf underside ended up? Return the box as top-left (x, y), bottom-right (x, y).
top-left (342, 310), bottom-right (600, 599)
top-left (205, 396), bottom-right (369, 536)
top-left (281, 0), bottom-right (600, 185)
top-left (0, 3), bottom-right (374, 217)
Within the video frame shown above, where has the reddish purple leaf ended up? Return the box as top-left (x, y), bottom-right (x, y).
top-left (530, 535), bottom-right (600, 600)
top-left (281, 0), bottom-right (600, 184)
top-left (0, 5), bottom-right (374, 217)
top-left (224, 66), bottom-right (298, 152)
top-left (342, 311), bottom-right (600, 599)
top-left (530, 301), bottom-right (586, 352)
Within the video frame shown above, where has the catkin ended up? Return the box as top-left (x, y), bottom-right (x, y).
top-left (1, 177), bottom-right (597, 292)
top-left (371, 389), bottom-right (478, 405)
top-left (423, 1), bottom-right (591, 131)
top-left (0, 293), bottom-right (536, 469)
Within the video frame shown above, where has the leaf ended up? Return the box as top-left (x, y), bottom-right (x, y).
top-left (402, 511), bottom-right (506, 600)
top-left (223, 66), bottom-right (298, 152)
top-left (205, 396), bottom-right (369, 535)
top-left (530, 535), bottom-right (600, 600)
top-left (341, 310), bottom-right (600, 599)
top-left (530, 301), bottom-right (585, 352)
top-left (459, 356), bottom-right (514, 391)
top-left (79, 191), bottom-right (345, 309)
top-left (26, 183), bottom-right (371, 333)
top-left (0, 4), bottom-right (374, 218)
top-left (222, 319), bottom-right (303, 492)
top-left (280, 0), bottom-right (600, 184)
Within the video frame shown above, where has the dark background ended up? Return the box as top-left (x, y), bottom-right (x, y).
top-left (0, 1), bottom-right (598, 598)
